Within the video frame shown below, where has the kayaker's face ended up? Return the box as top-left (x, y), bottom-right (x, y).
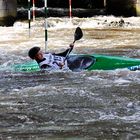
top-left (34, 50), bottom-right (44, 60)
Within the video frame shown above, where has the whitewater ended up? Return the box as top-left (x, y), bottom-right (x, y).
top-left (0, 16), bottom-right (140, 140)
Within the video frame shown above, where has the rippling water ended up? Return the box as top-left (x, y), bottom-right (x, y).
top-left (0, 16), bottom-right (140, 140)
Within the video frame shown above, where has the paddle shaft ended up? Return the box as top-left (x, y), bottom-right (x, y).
top-left (64, 41), bottom-right (75, 61)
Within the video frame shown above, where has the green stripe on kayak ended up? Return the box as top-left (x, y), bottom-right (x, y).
top-left (14, 60), bottom-right (40, 72)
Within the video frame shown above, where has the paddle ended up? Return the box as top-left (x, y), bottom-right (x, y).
top-left (73, 26), bottom-right (83, 43)
top-left (64, 27), bottom-right (83, 61)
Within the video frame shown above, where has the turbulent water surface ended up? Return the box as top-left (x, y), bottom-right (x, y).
top-left (0, 16), bottom-right (140, 140)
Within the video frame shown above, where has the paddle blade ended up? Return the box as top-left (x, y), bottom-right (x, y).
top-left (74, 27), bottom-right (83, 42)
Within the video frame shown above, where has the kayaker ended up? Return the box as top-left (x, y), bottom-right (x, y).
top-left (28, 44), bottom-right (74, 70)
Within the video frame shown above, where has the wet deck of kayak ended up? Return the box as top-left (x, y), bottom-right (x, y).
top-left (0, 16), bottom-right (140, 139)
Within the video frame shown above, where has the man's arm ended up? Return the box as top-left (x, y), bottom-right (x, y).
top-left (55, 43), bottom-right (74, 57)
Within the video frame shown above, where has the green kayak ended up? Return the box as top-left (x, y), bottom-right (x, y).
top-left (11, 54), bottom-right (140, 72)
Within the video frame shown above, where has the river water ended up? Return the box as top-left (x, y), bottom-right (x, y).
top-left (0, 16), bottom-right (140, 140)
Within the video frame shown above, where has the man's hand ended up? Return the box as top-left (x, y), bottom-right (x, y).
top-left (69, 43), bottom-right (74, 49)
top-left (58, 62), bottom-right (64, 69)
